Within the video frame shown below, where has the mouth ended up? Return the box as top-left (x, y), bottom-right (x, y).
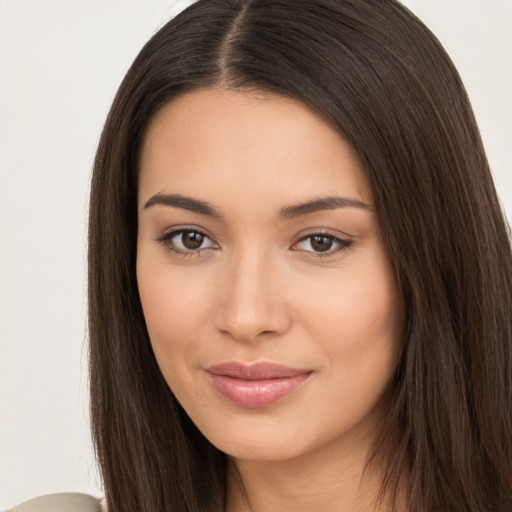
top-left (204, 362), bottom-right (313, 408)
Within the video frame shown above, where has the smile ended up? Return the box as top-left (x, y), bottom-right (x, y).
top-left (205, 362), bottom-right (313, 408)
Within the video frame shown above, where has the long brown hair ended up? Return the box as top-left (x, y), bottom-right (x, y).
top-left (88, 1), bottom-right (512, 510)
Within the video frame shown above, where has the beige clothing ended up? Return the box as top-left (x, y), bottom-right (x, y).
top-left (7, 493), bottom-right (106, 512)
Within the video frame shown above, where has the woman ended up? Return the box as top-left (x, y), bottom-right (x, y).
top-left (20, 0), bottom-right (511, 511)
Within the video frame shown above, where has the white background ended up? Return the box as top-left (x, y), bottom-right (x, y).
top-left (0, 0), bottom-right (511, 509)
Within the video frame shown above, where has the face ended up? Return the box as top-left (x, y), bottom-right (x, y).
top-left (137, 88), bottom-right (403, 462)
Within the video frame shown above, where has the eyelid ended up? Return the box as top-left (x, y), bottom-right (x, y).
top-left (290, 230), bottom-right (354, 257)
top-left (155, 226), bottom-right (354, 259)
top-left (155, 226), bottom-right (219, 257)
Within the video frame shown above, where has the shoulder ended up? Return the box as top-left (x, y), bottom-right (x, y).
top-left (7, 493), bottom-right (105, 512)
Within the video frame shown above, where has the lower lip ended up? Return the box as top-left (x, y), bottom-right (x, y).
top-left (206, 372), bottom-right (312, 408)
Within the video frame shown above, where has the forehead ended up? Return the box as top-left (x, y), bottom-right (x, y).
top-left (138, 88), bottom-right (372, 210)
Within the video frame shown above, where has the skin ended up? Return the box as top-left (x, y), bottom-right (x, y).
top-left (137, 88), bottom-right (404, 511)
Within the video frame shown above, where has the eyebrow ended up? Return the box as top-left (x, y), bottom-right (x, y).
top-left (279, 196), bottom-right (373, 219)
top-left (144, 193), bottom-right (221, 217)
top-left (143, 193), bottom-right (372, 219)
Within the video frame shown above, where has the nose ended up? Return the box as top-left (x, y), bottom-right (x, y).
top-left (214, 248), bottom-right (292, 343)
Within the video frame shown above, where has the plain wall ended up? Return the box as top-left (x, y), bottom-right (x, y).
top-left (0, 0), bottom-right (510, 509)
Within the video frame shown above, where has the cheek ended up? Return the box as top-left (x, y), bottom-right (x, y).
top-left (298, 262), bottom-right (402, 436)
top-left (295, 248), bottom-right (403, 393)
top-left (136, 256), bottom-right (211, 375)
top-left (302, 263), bottom-right (401, 346)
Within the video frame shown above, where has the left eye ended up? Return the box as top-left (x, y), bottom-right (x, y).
top-left (293, 234), bottom-right (352, 255)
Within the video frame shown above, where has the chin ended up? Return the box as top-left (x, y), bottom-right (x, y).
top-left (188, 410), bottom-right (309, 462)
top-left (187, 392), bottom-right (389, 466)
top-left (214, 435), bottom-right (312, 462)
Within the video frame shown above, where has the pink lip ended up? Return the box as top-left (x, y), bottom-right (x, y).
top-left (205, 362), bottom-right (312, 408)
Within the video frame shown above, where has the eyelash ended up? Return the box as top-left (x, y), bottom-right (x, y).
top-left (292, 233), bottom-right (353, 257)
top-left (156, 228), bottom-right (218, 258)
top-left (156, 228), bottom-right (353, 258)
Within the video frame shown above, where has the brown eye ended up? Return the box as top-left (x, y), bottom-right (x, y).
top-left (292, 233), bottom-right (353, 257)
top-left (157, 228), bottom-right (217, 256)
top-left (181, 231), bottom-right (205, 249)
top-left (310, 235), bottom-right (334, 252)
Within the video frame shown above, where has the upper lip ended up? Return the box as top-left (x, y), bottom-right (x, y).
top-left (205, 362), bottom-right (312, 380)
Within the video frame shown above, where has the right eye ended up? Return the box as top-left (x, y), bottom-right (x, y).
top-left (156, 229), bottom-right (218, 257)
